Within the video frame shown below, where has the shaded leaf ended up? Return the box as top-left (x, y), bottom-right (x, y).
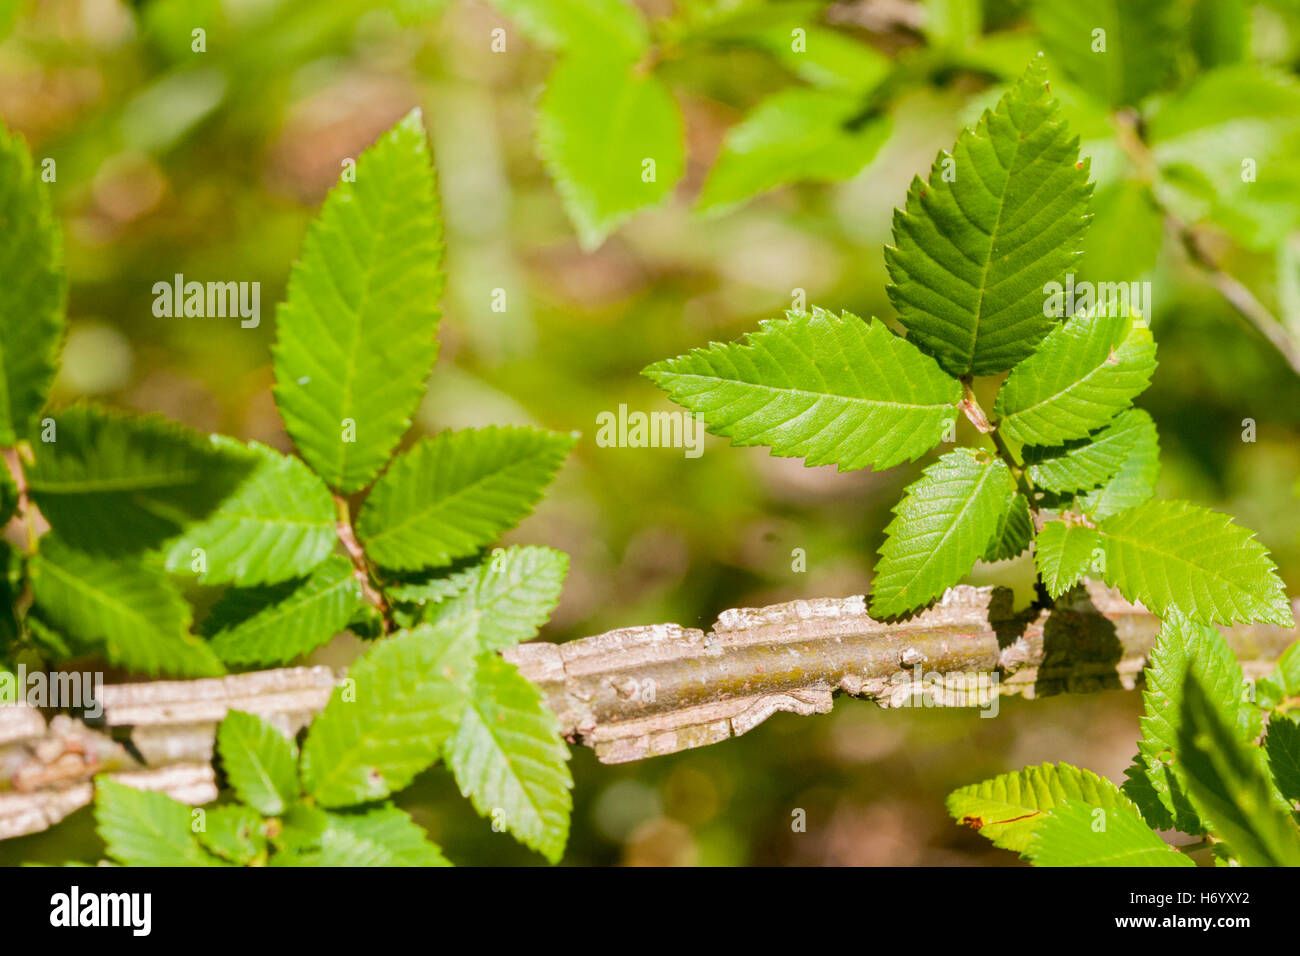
top-left (30, 536), bottom-right (222, 677)
top-left (162, 438), bottom-right (336, 586)
top-left (205, 555), bottom-right (361, 667)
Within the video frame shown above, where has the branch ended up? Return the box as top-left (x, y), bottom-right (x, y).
top-left (2, 585), bottom-right (1297, 841)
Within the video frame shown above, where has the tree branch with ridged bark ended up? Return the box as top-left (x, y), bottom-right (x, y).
top-left (2, 583), bottom-right (1297, 841)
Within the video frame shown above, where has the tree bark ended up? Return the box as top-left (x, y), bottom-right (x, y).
top-left (2, 583), bottom-right (1297, 841)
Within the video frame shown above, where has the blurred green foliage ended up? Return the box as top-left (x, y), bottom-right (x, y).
top-left (3, 0), bottom-right (1300, 865)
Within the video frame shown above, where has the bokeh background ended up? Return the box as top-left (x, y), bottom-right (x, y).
top-left (3, 0), bottom-right (1300, 865)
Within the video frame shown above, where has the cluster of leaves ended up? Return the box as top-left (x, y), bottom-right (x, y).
top-left (0, 113), bottom-right (576, 864)
top-left (950, 618), bottom-right (1300, 866)
top-left (648, 57), bottom-right (1292, 630)
top-left (648, 56), bottom-right (1297, 865)
top-left (496, 0), bottom-right (893, 247)
top-left (502, 0), bottom-right (1300, 313)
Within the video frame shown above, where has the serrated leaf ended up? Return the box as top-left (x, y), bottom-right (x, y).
top-left (216, 710), bottom-right (300, 817)
top-left (1034, 521), bottom-right (1101, 599)
top-left (357, 426), bottom-right (573, 572)
top-left (95, 779), bottom-right (227, 867)
top-left (301, 622), bottom-right (470, 808)
top-left (884, 57), bottom-right (1092, 377)
top-left (162, 438), bottom-right (336, 586)
top-left (697, 88), bottom-right (890, 215)
top-left (1098, 500), bottom-right (1292, 626)
top-left (537, 54), bottom-right (684, 250)
top-left (1265, 714), bottom-right (1300, 804)
top-left (947, 761), bottom-right (1141, 855)
top-left (26, 406), bottom-right (252, 556)
top-left (272, 110), bottom-right (444, 493)
top-left (1129, 613), bottom-right (1260, 835)
top-left (275, 804), bottom-right (450, 867)
top-left (1027, 801), bottom-right (1194, 867)
top-left (0, 121), bottom-right (66, 447)
top-left (994, 311), bottom-right (1156, 447)
top-left (1025, 407), bottom-right (1154, 496)
top-left (445, 652), bottom-right (572, 863)
top-left (1077, 411), bottom-right (1159, 519)
top-left (419, 546), bottom-right (568, 650)
top-left (198, 805), bottom-right (267, 865)
top-left (205, 555), bottom-right (361, 667)
top-left (645, 309), bottom-right (960, 473)
top-left (1177, 674), bottom-right (1300, 866)
top-left (1032, 0), bottom-right (1178, 108)
top-left (30, 536), bottom-right (222, 677)
top-left (489, 0), bottom-right (647, 59)
top-left (871, 449), bottom-right (1013, 618)
top-left (983, 493), bottom-right (1032, 563)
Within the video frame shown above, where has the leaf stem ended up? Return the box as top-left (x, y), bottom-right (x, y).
top-left (333, 494), bottom-right (391, 631)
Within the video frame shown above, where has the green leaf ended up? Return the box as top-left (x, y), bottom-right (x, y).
top-left (994, 311), bottom-right (1156, 447)
top-left (1077, 410), bottom-right (1159, 519)
top-left (0, 120), bottom-right (66, 447)
top-left (1189, 0), bottom-right (1248, 69)
top-left (275, 804), bottom-right (450, 867)
top-left (1032, 0), bottom-right (1178, 108)
top-left (536, 55), bottom-right (684, 250)
top-left (983, 493), bottom-right (1032, 563)
top-left (691, 11), bottom-right (889, 91)
top-left (26, 406), bottom-right (252, 556)
top-left (95, 779), bottom-right (227, 867)
top-left (1128, 613), bottom-right (1260, 834)
top-left (489, 0), bottom-right (647, 59)
top-left (1034, 521), bottom-right (1101, 599)
top-left (418, 546), bottom-right (568, 650)
top-left (215, 710), bottom-right (300, 817)
top-left (161, 438), bottom-right (336, 586)
top-left (272, 110), bottom-right (444, 493)
top-left (1077, 180), bottom-right (1163, 283)
top-left (1098, 500), bottom-right (1293, 626)
top-left (1025, 407), bottom-right (1155, 496)
top-left (30, 536), bottom-right (223, 677)
top-left (198, 805), bottom-right (267, 865)
top-left (644, 309), bottom-right (961, 473)
top-left (1177, 674), bottom-right (1300, 866)
top-left (1265, 714), bottom-right (1300, 804)
top-left (1149, 67), bottom-right (1300, 250)
top-left (1027, 801), bottom-right (1194, 867)
top-left (301, 622), bottom-right (470, 808)
top-left (445, 652), bottom-right (572, 863)
top-left (947, 761), bottom-right (1142, 855)
top-left (357, 426), bottom-right (573, 572)
top-left (205, 555), bottom-right (361, 667)
top-left (871, 449), bottom-right (1013, 618)
top-left (884, 57), bottom-right (1092, 377)
top-left (697, 89), bottom-right (890, 215)
top-left (1259, 640), bottom-right (1300, 710)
